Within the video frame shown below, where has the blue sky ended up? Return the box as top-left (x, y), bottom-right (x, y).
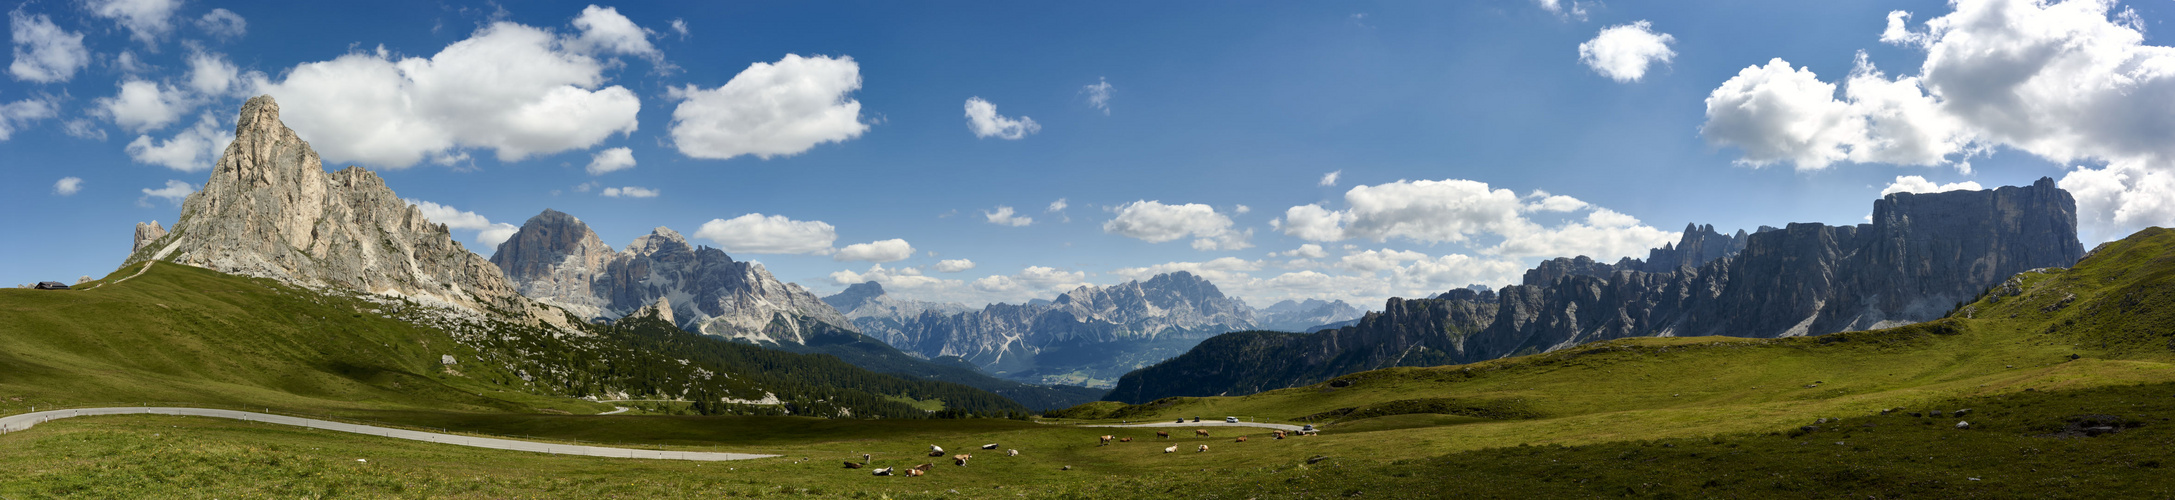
top-left (6, 0), bottom-right (2174, 308)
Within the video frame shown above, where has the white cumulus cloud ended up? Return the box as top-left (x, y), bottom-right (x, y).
top-left (835, 238), bottom-right (914, 263)
top-left (599, 186), bottom-right (658, 198)
top-left (1578, 20), bottom-right (1676, 83)
top-left (568, 5), bottom-right (658, 60)
top-left (694, 213), bottom-right (837, 255)
top-left (98, 78), bottom-right (188, 133)
top-left (138, 179), bottom-right (193, 206)
top-left (1702, 0), bottom-right (2175, 240)
top-left (586, 147), bottom-right (636, 175)
top-left (1279, 178), bottom-right (1677, 261)
top-left (194, 8), bottom-right (245, 40)
top-left (1082, 77), bottom-right (1112, 115)
top-left (124, 112), bottom-right (234, 171)
top-left (1880, 175), bottom-right (1983, 196)
top-left (971, 266), bottom-right (1089, 298)
top-left (9, 9), bottom-right (90, 83)
top-left (256, 16), bottom-right (642, 168)
top-left (934, 259), bottom-right (975, 272)
top-left (85, 0), bottom-right (181, 46)
top-left (965, 96), bottom-right (1039, 139)
top-left (53, 176), bottom-right (81, 195)
top-left (983, 205), bottom-right (1033, 227)
top-left (1319, 170), bottom-right (1341, 187)
top-left (1533, 0), bottom-right (1588, 21)
top-left (407, 199), bottom-right (519, 248)
top-left (185, 51), bottom-right (238, 96)
top-left (1104, 200), bottom-right (1251, 250)
top-left (668, 54), bottom-right (868, 160)
top-left (0, 95), bottom-right (58, 140)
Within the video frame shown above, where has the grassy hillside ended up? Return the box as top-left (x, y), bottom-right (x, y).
top-left (0, 261), bottom-right (1025, 419)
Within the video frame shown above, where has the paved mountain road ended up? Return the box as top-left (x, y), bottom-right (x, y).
top-left (1080, 420), bottom-right (1305, 431)
top-left (0, 407), bottom-right (776, 461)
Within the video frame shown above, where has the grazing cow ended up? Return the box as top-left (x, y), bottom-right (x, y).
top-left (1197, 445), bottom-right (1210, 452)
top-left (981, 443), bottom-right (999, 450)
top-left (927, 450), bottom-right (945, 457)
top-left (1273, 430), bottom-right (1287, 439)
top-left (1235, 436), bottom-right (1248, 443)
top-left (1007, 449), bottom-right (1019, 457)
top-left (1195, 429), bottom-right (1211, 438)
top-left (913, 463), bottom-right (934, 472)
top-left (905, 468), bottom-right (924, 477)
top-left (1099, 435), bottom-right (1114, 446)
top-left (1119, 437), bottom-right (1133, 442)
top-left (953, 454), bottom-right (973, 466)
top-left (844, 462), bottom-right (863, 469)
top-left (1163, 445), bottom-right (1178, 453)
top-left (872, 467), bottom-right (893, 476)
top-left (930, 445), bottom-right (944, 454)
top-left (1156, 430), bottom-right (1170, 439)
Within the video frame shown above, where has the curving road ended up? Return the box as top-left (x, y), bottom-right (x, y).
top-left (1081, 420), bottom-right (1304, 431)
top-left (0, 407), bottom-right (776, 461)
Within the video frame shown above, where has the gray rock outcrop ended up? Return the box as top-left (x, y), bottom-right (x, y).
top-left (489, 210), bottom-right (851, 343)
top-left (131, 221), bottom-right (167, 254)
top-left (124, 96), bottom-right (541, 318)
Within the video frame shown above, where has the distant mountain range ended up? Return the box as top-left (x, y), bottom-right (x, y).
top-left (1105, 179), bottom-right (2087, 403)
top-left (486, 209), bottom-right (1104, 410)
top-left (824, 273), bottom-right (1363, 387)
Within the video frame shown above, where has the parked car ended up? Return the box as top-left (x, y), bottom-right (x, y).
top-left (1224, 416), bottom-right (1239, 423)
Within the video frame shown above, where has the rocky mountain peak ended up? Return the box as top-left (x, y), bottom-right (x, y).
top-left (627, 226), bottom-right (694, 257)
top-left (489, 209), bottom-right (617, 318)
top-left (125, 95), bottom-right (542, 320)
top-left (132, 221), bottom-right (167, 254)
top-left (822, 281), bottom-right (888, 313)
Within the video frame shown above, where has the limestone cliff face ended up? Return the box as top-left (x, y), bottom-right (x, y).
top-left (490, 211), bottom-right (851, 344)
top-left (131, 221), bottom-right (167, 254)
top-left (1106, 179), bottom-right (2086, 403)
top-left (126, 96), bottom-right (536, 317)
top-left (487, 209), bottom-right (616, 319)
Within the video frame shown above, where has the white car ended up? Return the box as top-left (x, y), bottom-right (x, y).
top-left (1224, 416), bottom-right (1239, 423)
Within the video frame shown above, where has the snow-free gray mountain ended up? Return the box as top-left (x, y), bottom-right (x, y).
top-left (489, 209), bottom-right (850, 343)
top-left (826, 272), bottom-right (1360, 387)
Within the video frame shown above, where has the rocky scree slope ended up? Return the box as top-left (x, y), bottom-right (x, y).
top-left (1106, 180), bottom-right (2086, 403)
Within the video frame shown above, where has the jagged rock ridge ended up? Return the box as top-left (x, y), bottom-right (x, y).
top-left (489, 210), bottom-right (851, 343)
top-left (125, 95), bottom-right (542, 319)
top-left (1106, 179), bottom-right (2086, 403)
top-left (827, 272), bottom-right (1315, 387)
